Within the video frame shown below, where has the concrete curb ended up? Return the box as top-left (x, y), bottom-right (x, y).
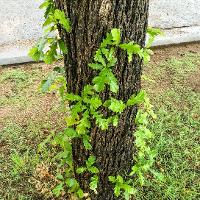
top-left (0, 26), bottom-right (200, 66)
top-left (152, 26), bottom-right (200, 47)
top-left (0, 52), bottom-right (33, 66)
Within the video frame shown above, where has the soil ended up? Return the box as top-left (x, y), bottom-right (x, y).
top-left (151, 42), bottom-right (200, 63)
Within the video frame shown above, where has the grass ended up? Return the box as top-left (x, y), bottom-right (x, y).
top-left (0, 45), bottom-right (200, 199)
top-left (0, 62), bottom-right (64, 199)
top-left (137, 51), bottom-right (200, 199)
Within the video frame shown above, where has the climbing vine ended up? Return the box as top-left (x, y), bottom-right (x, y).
top-left (29, 1), bottom-right (163, 199)
top-left (29, 0), bottom-right (70, 63)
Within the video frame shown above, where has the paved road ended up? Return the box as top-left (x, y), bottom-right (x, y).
top-left (1, 0), bottom-right (200, 46)
top-left (149, 0), bottom-right (200, 28)
top-left (0, 0), bottom-right (43, 45)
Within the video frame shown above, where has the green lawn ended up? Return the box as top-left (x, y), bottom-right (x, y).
top-left (138, 49), bottom-right (200, 199)
top-left (0, 45), bottom-right (199, 199)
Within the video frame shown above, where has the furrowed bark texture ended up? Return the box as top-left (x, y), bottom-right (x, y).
top-left (55, 0), bottom-right (149, 199)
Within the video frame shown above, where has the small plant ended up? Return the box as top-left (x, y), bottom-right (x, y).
top-left (29, 0), bottom-right (69, 63)
top-left (29, 1), bottom-right (163, 199)
top-left (11, 151), bottom-right (26, 176)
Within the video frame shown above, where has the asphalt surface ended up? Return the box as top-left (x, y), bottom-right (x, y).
top-left (0, 0), bottom-right (43, 45)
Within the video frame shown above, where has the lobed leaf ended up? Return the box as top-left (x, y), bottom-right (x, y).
top-left (127, 90), bottom-right (146, 106)
top-left (108, 98), bottom-right (126, 113)
top-left (111, 28), bottom-right (121, 45)
top-left (120, 42), bottom-right (141, 62)
top-left (54, 9), bottom-right (71, 32)
top-left (89, 175), bottom-right (99, 193)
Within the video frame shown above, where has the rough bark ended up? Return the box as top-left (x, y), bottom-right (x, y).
top-left (55, 0), bottom-right (149, 199)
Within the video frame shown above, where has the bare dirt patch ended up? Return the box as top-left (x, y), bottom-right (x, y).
top-left (0, 60), bottom-right (64, 131)
top-left (186, 68), bottom-right (200, 92)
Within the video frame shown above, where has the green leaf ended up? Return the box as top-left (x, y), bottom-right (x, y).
top-left (86, 156), bottom-right (96, 167)
top-left (114, 185), bottom-right (121, 197)
top-left (44, 3), bottom-right (54, 18)
top-left (56, 174), bottom-right (64, 180)
top-left (58, 39), bottom-right (68, 54)
top-left (120, 42), bottom-right (141, 62)
top-left (101, 48), bottom-right (109, 59)
top-left (136, 112), bottom-right (148, 125)
top-left (116, 175), bottom-right (124, 184)
top-left (52, 183), bottom-right (63, 197)
top-left (65, 128), bottom-right (78, 138)
top-left (129, 165), bottom-right (138, 176)
top-left (107, 56), bottom-right (117, 68)
top-left (147, 27), bottom-right (163, 37)
top-left (65, 93), bottom-right (82, 102)
top-left (112, 115), bottom-right (119, 127)
top-left (76, 188), bottom-right (84, 198)
top-left (88, 166), bottom-right (99, 174)
top-left (76, 167), bottom-right (87, 174)
top-left (107, 47), bottom-right (115, 60)
top-left (43, 16), bottom-right (54, 27)
top-left (43, 52), bottom-right (55, 64)
top-left (103, 100), bottom-right (111, 107)
top-left (124, 191), bottom-right (130, 200)
top-left (94, 49), bottom-right (106, 67)
top-left (39, 73), bottom-right (57, 93)
top-left (82, 85), bottom-right (94, 97)
top-left (127, 90), bottom-right (146, 106)
top-left (39, 1), bottom-right (50, 9)
top-left (108, 176), bottom-right (116, 183)
top-left (108, 98), bottom-right (126, 113)
top-left (123, 186), bottom-right (136, 200)
top-left (83, 135), bottom-right (92, 150)
top-left (66, 178), bottom-right (78, 189)
top-left (76, 111), bottom-right (91, 135)
top-left (111, 28), bottom-right (121, 45)
top-left (123, 185), bottom-right (136, 195)
top-left (90, 97), bottom-right (102, 109)
top-left (89, 175), bottom-right (98, 193)
top-left (138, 172), bottom-right (145, 186)
top-left (71, 102), bottom-right (86, 117)
top-left (65, 115), bottom-right (79, 126)
top-left (88, 63), bottom-right (103, 70)
top-left (146, 27), bottom-right (163, 48)
top-left (28, 47), bottom-right (41, 61)
top-left (138, 48), bottom-right (153, 64)
top-left (108, 73), bottom-right (119, 93)
top-left (43, 43), bottom-right (58, 64)
top-left (96, 117), bottom-right (109, 130)
top-left (92, 68), bottom-right (119, 93)
top-left (102, 68), bottom-right (119, 93)
top-left (100, 32), bottom-right (113, 48)
top-left (136, 126), bottom-right (153, 139)
top-left (92, 76), bottom-right (106, 92)
top-left (54, 9), bottom-right (71, 32)
top-left (135, 137), bottom-right (146, 148)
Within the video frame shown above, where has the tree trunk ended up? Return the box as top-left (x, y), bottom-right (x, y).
top-left (55, 0), bottom-right (149, 199)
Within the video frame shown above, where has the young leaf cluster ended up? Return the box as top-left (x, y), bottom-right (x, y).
top-left (109, 93), bottom-right (164, 199)
top-left (109, 175), bottom-right (136, 200)
top-left (29, 0), bottom-right (70, 64)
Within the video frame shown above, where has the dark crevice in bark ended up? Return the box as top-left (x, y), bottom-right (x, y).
top-left (55, 0), bottom-right (149, 199)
